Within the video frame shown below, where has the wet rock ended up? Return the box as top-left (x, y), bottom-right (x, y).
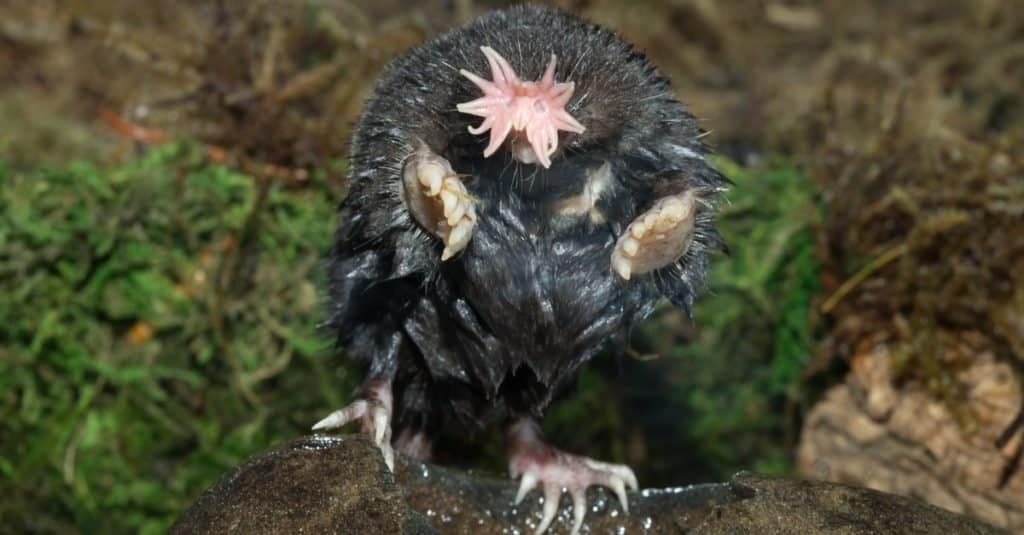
top-left (170, 435), bottom-right (434, 534)
top-left (173, 435), bottom-right (1006, 534)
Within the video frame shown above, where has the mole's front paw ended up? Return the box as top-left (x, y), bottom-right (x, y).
top-left (402, 145), bottom-right (477, 260)
top-left (611, 191), bottom-right (696, 281)
top-left (312, 379), bottom-right (395, 471)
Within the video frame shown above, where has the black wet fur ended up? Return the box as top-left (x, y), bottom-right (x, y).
top-left (324, 5), bottom-right (729, 436)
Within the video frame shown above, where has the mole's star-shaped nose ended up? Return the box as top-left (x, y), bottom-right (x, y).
top-left (456, 46), bottom-right (585, 168)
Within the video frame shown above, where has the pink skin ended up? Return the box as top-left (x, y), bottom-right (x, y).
top-left (457, 46), bottom-right (586, 168)
top-left (506, 418), bottom-right (638, 535)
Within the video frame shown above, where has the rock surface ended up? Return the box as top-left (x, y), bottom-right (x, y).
top-left (173, 435), bottom-right (1005, 534)
top-left (798, 347), bottom-right (1024, 532)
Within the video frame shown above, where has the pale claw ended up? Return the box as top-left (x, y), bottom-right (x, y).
top-left (373, 407), bottom-right (388, 445)
top-left (311, 400), bottom-right (368, 431)
top-left (442, 218), bottom-right (474, 261)
top-left (570, 489), bottom-right (586, 535)
top-left (609, 476), bottom-right (629, 514)
top-left (516, 472), bottom-right (539, 505)
top-left (312, 379), bottom-right (395, 471)
top-left (612, 190), bottom-right (697, 280)
top-left (381, 441), bottom-right (395, 472)
top-left (584, 457), bottom-right (639, 492)
top-left (537, 483), bottom-right (560, 535)
top-left (402, 145), bottom-right (477, 260)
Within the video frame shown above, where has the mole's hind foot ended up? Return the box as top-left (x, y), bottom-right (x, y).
top-left (402, 145), bottom-right (477, 260)
top-left (612, 191), bottom-right (696, 281)
top-left (312, 378), bottom-right (395, 471)
top-left (506, 419), bottom-right (637, 535)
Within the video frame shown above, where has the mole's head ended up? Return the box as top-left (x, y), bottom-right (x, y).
top-left (444, 5), bottom-right (697, 179)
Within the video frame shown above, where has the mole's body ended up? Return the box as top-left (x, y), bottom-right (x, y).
top-left (315, 6), bottom-right (726, 533)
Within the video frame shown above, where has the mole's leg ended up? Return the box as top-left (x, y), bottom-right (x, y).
top-left (312, 378), bottom-right (395, 471)
top-left (394, 429), bottom-right (434, 461)
top-left (505, 417), bottom-right (638, 535)
top-left (611, 190), bottom-right (696, 281)
top-left (402, 144), bottom-right (477, 260)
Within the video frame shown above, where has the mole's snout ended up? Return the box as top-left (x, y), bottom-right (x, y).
top-left (456, 46), bottom-right (585, 169)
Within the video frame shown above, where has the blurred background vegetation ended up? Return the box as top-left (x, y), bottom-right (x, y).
top-left (1, 0), bottom-right (1022, 533)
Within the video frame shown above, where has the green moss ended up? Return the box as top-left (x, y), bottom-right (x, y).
top-left (0, 143), bottom-right (349, 533)
top-left (630, 158), bottom-right (822, 479)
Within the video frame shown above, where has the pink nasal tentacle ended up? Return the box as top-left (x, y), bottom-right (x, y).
top-left (456, 46), bottom-right (586, 168)
top-left (539, 54), bottom-right (560, 91)
top-left (481, 45), bottom-right (520, 87)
